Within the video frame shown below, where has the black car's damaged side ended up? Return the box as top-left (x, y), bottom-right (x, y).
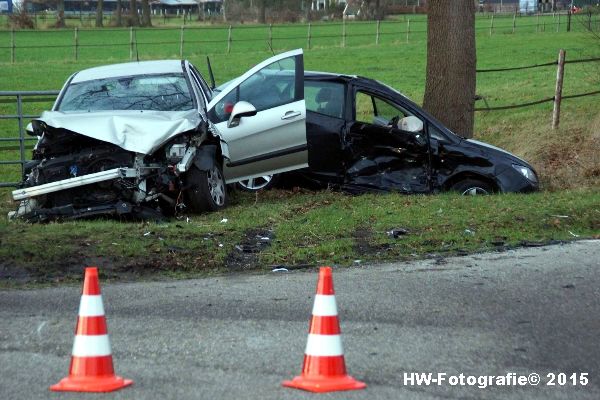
top-left (301, 72), bottom-right (539, 194)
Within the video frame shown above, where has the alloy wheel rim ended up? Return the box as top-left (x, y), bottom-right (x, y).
top-left (207, 167), bottom-right (225, 206)
top-left (462, 187), bottom-right (490, 196)
top-left (237, 175), bottom-right (274, 190)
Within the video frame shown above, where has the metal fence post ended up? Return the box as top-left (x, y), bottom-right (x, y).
top-left (16, 94), bottom-right (25, 177)
top-left (129, 27), bottom-right (134, 60)
top-left (536, 12), bottom-right (539, 32)
top-left (489, 14), bottom-right (494, 36)
top-left (74, 27), bottom-right (79, 61)
top-left (406, 19), bottom-right (410, 43)
top-left (342, 19), bottom-right (346, 48)
top-left (227, 25), bottom-right (232, 54)
top-left (376, 20), bottom-right (380, 45)
top-left (552, 49), bottom-right (565, 129)
top-left (557, 13), bottom-right (560, 32)
top-left (307, 23), bottom-right (311, 50)
top-left (10, 29), bottom-right (15, 64)
top-left (567, 11), bottom-right (571, 32)
top-left (180, 25), bottom-right (185, 58)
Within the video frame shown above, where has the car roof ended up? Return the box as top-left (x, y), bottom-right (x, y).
top-left (305, 70), bottom-right (357, 80)
top-left (71, 60), bottom-right (185, 83)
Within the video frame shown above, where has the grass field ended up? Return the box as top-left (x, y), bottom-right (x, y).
top-left (0, 15), bottom-right (598, 285)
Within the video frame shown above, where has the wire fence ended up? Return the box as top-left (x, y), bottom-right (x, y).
top-left (474, 53), bottom-right (600, 113)
top-left (1, 11), bottom-right (596, 63)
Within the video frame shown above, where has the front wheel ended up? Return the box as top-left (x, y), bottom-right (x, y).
top-left (451, 179), bottom-right (493, 196)
top-left (185, 163), bottom-right (228, 213)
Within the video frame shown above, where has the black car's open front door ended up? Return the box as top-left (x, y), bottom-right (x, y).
top-left (343, 89), bottom-right (431, 193)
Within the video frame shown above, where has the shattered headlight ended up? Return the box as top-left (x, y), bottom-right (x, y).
top-left (512, 164), bottom-right (537, 183)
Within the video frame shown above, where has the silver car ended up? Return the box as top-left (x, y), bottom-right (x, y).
top-left (10, 50), bottom-right (307, 221)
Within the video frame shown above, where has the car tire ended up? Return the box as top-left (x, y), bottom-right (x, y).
top-left (185, 163), bottom-right (228, 213)
top-left (451, 179), bottom-right (494, 195)
top-left (235, 174), bottom-right (279, 192)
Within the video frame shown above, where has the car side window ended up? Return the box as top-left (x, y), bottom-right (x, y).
top-left (212, 57), bottom-right (297, 122)
top-left (355, 90), bottom-right (417, 130)
top-left (305, 81), bottom-right (344, 119)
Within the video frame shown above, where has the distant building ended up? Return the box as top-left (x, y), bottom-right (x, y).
top-left (49, 0), bottom-right (222, 15)
top-left (0, 0), bottom-right (13, 14)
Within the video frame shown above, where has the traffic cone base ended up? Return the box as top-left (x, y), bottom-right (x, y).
top-left (283, 374), bottom-right (366, 393)
top-left (50, 375), bottom-right (133, 393)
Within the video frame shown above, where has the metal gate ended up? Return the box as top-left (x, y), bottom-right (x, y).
top-left (0, 90), bottom-right (59, 187)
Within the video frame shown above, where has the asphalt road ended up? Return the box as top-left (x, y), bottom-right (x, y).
top-left (1, 240), bottom-right (599, 400)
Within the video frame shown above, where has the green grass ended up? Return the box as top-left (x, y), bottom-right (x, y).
top-left (0, 15), bottom-right (599, 285)
top-left (0, 188), bottom-right (598, 286)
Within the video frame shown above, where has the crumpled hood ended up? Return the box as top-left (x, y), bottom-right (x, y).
top-left (37, 109), bottom-right (201, 155)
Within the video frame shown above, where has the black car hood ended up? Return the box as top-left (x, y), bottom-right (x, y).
top-left (464, 138), bottom-right (532, 168)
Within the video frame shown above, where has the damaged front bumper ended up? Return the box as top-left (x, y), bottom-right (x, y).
top-left (11, 167), bottom-right (138, 201)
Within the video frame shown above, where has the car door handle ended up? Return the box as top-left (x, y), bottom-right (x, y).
top-left (281, 111), bottom-right (301, 120)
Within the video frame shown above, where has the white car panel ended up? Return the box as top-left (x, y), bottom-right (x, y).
top-left (208, 49), bottom-right (307, 182)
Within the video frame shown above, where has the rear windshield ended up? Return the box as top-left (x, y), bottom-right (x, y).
top-left (58, 73), bottom-right (194, 112)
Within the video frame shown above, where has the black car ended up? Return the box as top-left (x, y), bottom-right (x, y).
top-left (237, 71), bottom-right (539, 195)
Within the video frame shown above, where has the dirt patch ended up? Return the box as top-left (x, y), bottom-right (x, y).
top-left (224, 228), bottom-right (274, 271)
top-left (353, 227), bottom-right (392, 257)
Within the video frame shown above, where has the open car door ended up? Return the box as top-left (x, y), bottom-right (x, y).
top-left (207, 49), bottom-right (307, 183)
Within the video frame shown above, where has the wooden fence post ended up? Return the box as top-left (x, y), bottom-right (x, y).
top-left (406, 19), bottom-right (410, 43)
top-left (269, 23), bottom-right (273, 49)
top-left (512, 12), bottom-right (516, 34)
top-left (227, 25), bottom-right (232, 54)
top-left (129, 27), bottom-right (134, 60)
top-left (180, 25), bottom-right (185, 59)
top-left (307, 23), bottom-right (311, 50)
top-left (376, 20), bottom-right (380, 45)
top-left (10, 28), bottom-right (15, 64)
top-left (74, 27), bottom-right (79, 61)
top-left (342, 19), bottom-right (346, 48)
top-left (489, 14), bottom-right (494, 36)
top-left (552, 49), bottom-right (566, 129)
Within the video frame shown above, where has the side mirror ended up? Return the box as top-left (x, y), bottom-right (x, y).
top-left (397, 116), bottom-right (423, 133)
top-left (228, 101), bottom-right (257, 128)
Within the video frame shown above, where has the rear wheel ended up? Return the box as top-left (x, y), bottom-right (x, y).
top-left (451, 179), bottom-right (493, 195)
top-left (235, 174), bottom-right (279, 192)
top-left (185, 163), bottom-right (227, 213)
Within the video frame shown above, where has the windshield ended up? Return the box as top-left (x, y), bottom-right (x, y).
top-left (58, 73), bottom-right (194, 112)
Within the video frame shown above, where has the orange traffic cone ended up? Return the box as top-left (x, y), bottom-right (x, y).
top-left (50, 267), bottom-right (133, 393)
top-left (283, 266), bottom-right (366, 393)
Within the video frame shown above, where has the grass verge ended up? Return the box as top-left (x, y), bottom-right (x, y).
top-left (0, 187), bottom-right (598, 287)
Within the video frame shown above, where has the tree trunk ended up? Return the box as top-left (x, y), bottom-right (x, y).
top-left (423, 0), bottom-right (476, 138)
top-left (56, 0), bottom-right (66, 28)
top-left (115, 0), bottom-right (123, 26)
top-left (259, 0), bottom-right (266, 24)
top-left (141, 0), bottom-right (152, 26)
top-left (129, 0), bottom-right (140, 26)
top-left (96, 0), bottom-right (104, 27)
